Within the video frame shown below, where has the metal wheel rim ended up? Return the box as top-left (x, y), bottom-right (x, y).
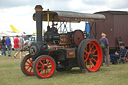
top-left (24, 56), bottom-right (34, 75)
top-left (84, 40), bottom-right (102, 71)
top-left (35, 57), bottom-right (55, 78)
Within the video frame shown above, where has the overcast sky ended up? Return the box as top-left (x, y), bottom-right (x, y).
top-left (0, 0), bottom-right (128, 32)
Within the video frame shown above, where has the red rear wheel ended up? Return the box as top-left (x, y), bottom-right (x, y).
top-left (77, 39), bottom-right (102, 72)
top-left (21, 54), bottom-right (34, 76)
top-left (33, 55), bottom-right (56, 79)
top-left (84, 40), bottom-right (102, 71)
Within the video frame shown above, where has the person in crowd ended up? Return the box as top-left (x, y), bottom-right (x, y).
top-left (13, 35), bottom-right (20, 58)
top-left (110, 44), bottom-right (127, 64)
top-left (99, 33), bottom-right (110, 66)
top-left (1, 36), bottom-right (6, 56)
top-left (5, 35), bottom-right (12, 56)
top-left (19, 35), bottom-right (25, 59)
top-left (0, 38), bottom-right (2, 55)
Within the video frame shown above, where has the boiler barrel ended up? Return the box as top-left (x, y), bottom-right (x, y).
top-left (44, 32), bottom-right (60, 42)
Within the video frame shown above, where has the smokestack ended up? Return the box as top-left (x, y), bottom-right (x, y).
top-left (35, 5), bottom-right (43, 42)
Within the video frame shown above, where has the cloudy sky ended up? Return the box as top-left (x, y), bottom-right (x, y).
top-left (0, 0), bottom-right (128, 32)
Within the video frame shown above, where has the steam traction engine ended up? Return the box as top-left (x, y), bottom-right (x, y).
top-left (21, 5), bottom-right (105, 78)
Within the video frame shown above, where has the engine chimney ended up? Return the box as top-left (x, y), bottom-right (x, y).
top-left (35, 5), bottom-right (43, 42)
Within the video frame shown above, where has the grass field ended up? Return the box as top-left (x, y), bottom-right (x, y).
top-left (0, 54), bottom-right (128, 85)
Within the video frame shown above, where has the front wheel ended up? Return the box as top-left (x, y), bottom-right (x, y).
top-left (21, 54), bottom-right (34, 76)
top-left (33, 55), bottom-right (56, 79)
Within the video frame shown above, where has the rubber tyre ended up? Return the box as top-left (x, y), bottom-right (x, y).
top-left (77, 39), bottom-right (86, 69)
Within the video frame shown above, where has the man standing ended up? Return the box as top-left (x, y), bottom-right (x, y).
top-left (0, 38), bottom-right (2, 55)
top-left (13, 35), bottom-right (20, 58)
top-left (5, 35), bottom-right (12, 56)
top-left (1, 36), bottom-right (6, 56)
top-left (99, 33), bottom-right (109, 66)
top-left (19, 35), bottom-right (25, 59)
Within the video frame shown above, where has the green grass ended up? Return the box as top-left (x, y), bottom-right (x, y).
top-left (0, 55), bottom-right (128, 85)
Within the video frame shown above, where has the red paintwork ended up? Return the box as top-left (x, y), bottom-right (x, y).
top-left (73, 30), bottom-right (84, 46)
top-left (84, 40), bottom-right (102, 72)
top-left (24, 56), bottom-right (34, 75)
top-left (35, 57), bottom-right (55, 78)
top-left (67, 49), bottom-right (75, 58)
top-left (60, 35), bottom-right (71, 45)
top-left (47, 43), bottom-right (71, 50)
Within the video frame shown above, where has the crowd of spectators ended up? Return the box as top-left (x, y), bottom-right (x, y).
top-left (0, 35), bottom-right (25, 59)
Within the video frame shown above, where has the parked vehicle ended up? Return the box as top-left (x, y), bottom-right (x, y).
top-left (90, 11), bottom-right (128, 61)
top-left (21, 5), bottom-right (105, 79)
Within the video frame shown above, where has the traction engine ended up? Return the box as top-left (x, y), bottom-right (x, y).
top-left (21, 5), bottom-right (105, 78)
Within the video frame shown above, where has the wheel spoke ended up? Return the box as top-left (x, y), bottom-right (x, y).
top-left (28, 58), bottom-right (32, 64)
top-left (26, 66), bottom-right (30, 70)
top-left (93, 55), bottom-right (98, 57)
top-left (93, 49), bottom-right (97, 53)
top-left (92, 58), bottom-right (97, 62)
top-left (25, 65), bottom-right (29, 67)
top-left (85, 46), bottom-right (87, 51)
top-left (84, 50), bottom-right (87, 53)
top-left (38, 68), bottom-right (42, 72)
top-left (90, 61), bottom-right (95, 67)
top-left (40, 70), bottom-right (43, 74)
top-left (39, 61), bottom-right (44, 65)
top-left (84, 58), bottom-right (88, 62)
top-left (26, 61), bottom-right (30, 64)
top-left (38, 65), bottom-right (42, 68)
top-left (46, 69), bottom-right (49, 74)
top-left (48, 64), bottom-right (51, 66)
top-left (90, 45), bottom-right (95, 52)
top-left (46, 60), bottom-right (50, 65)
top-left (43, 60), bottom-right (45, 64)
top-left (84, 54), bottom-right (87, 58)
top-left (30, 67), bottom-right (33, 72)
top-left (47, 67), bottom-right (52, 69)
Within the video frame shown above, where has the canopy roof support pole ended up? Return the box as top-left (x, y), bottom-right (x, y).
top-left (47, 9), bottom-right (49, 26)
